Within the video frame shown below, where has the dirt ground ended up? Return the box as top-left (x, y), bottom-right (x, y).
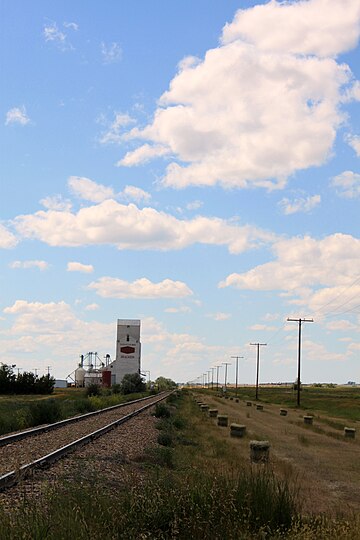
top-left (197, 394), bottom-right (360, 516)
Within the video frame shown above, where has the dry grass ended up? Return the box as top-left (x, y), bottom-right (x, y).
top-left (198, 392), bottom-right (360, 516)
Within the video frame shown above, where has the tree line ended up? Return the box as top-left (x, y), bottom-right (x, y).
top-left (0, 364), bottom-right (55, 394)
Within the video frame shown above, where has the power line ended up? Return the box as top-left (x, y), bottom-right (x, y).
top-left (311, 275), bottom-right (360, 316)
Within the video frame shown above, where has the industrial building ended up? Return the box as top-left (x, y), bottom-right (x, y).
top-left (68, 319), bottom-right (142, 388)
top-left (102, 319), bottom-right (141, 386)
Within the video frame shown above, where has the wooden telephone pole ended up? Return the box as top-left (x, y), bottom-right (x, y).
top-left (287, 318), bottom-right (314, 406)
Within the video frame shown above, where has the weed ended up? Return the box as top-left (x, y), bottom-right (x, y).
top-left (154, 403), bottom-right (171, 418)
top-left (85, 383), bottom-right (101, 397)
top-left (298, 434), bottom-right (309, 446)
top-left (142, 447), bottom-right (175, 468)
top-left (172, 416), bottom-right (186, 429)
top-left (111, 383), bottom-right (121, 394)
top-left (28, 399), bottom-right (62, 426)
top-left (157, 432), bottom-right (173, 447)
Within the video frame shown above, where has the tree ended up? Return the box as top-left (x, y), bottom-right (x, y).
top-left (34, 375), bottom-right (56, 394)
top-left (155, 376), bottom-right (177, 391)
top-left (0, 364), bottom-right (55, 395)
top-left (0, 364), bottom-right (15, 394)
top-left (120, 373), bottom-right (146, 395)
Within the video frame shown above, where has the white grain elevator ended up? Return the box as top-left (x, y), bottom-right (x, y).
top-left (105, 319), bottom-right (141, 385)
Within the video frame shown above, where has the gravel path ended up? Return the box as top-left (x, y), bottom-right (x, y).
top-left (0, 394), bottom-right (164, 476)
top-left (0, 404), bottom-right (161, 511)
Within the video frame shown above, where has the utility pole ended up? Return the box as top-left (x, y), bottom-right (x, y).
top-left (211, 367), bottom-right (215, 390)
top-left (207, 370), bottom-right (211, 390)
top-left (287, 317), bottom-right (314, 406)
top-left (46, 366), bottom-right (51, 377)
top-left (250, 343), bottom-right (267, 400)
top-left (231, 356), bottom-right (244, 397)
top-left (222, 362), bottom-right (231, 393)
top-left (216, 365), bottom-right (221, 390)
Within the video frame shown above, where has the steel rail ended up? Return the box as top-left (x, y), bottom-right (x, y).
top-left (0, 391), bottom-right (171, 492)
top-left (0, 392), bottom-right (167, 448)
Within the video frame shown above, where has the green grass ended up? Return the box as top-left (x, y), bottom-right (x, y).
top-left (1, 391), bottom-right (359, 539)
top-left (0, 388), bottom-right (151, 435)
top-left (199, 386), bottom-right (360, 422)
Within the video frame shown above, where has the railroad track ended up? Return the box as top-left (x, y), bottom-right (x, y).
top-left (0, 392), bottom-right (170, 492)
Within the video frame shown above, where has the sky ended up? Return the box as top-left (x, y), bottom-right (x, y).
top-left (1, 0), bottom-right (359, 385)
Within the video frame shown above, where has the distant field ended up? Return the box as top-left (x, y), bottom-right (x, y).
top-left (198, 385), bottom-right (360, 422)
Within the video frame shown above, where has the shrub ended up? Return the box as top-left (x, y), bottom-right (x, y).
top-left (28, 399), bottom-right (62, 426)
top-left (143, 447), bottom-right (175, 468)
top-left (111, 384), bottom-right (121, 394)
top-left (172, 416), bottom-right (186, 430)
top-left (154, 403), bottom-right (171, 418)
top-left (157, 432), bottom-right (173, 447)
top-left (73, 398), bottom-right (96, 414)
top-left (85, 383), bottom-right (101, 397)
top-left (120, 373), bottom-right (146, 395)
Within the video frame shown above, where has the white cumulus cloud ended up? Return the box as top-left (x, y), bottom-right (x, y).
top-left (68, 176), bottom-right (115, 203)
top-left (99, 112), bottom-right (135, 145)
top-left (14, 199), bottom-right (275, 253)
top-left (346, 134), bottom-right (360, 156)
top-left (88, 276), bottom-right (193, 299)
top-left (63, 22), bottom-right (79, 31)
top-left (85, 303), bottom-right (99, 311)
top-left (279, 194), bottom-right (321, 215)
top-left (43, 22), bottom-right (72, 50)
top-left (331, 171), bottom-right (360, 198)
top-left (10, 260), bottom-right (49, 271)
top-left (118, 0), bottom-right (360, 191)
top-left (101, 42), bottom-right (122, 64)
top-left (207, 312), bottom-right (231, 321)
top-left (40, 195), bottom-right (72, 211)
top-left (120, 185), bottom-right (151, 203)
top-left (67, 262), bottom-right (94, 273)
top-left (0, 224), bottom-right (17, 248)
top-left (219, 233), bottom-right (360, 313)
top-left (164, 306), bottom-right (192, 313)
top-left (118, 144), bottom-right (170, 166)
top-left (221, 0), bottom-right (360, 56)
top-left (5, 106), bottom-right (30, 126)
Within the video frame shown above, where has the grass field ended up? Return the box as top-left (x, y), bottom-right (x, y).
top-left (0, 387), bottom-right (150, 435)
top-left (1, 390), bottom-right (359, 538)
top-left (197, 385), bottom-right (360, 422)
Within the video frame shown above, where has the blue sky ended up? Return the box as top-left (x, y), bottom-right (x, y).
top-left (1, 0), bottom-right (359, 384)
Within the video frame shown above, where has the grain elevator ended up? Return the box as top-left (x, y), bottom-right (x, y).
top-left (102, 319), bottom-right (141, 386)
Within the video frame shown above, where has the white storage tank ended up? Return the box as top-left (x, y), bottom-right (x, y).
top-left (75, 366), bottom-right (86, 387)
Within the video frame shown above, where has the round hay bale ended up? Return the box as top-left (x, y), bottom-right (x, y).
top-left (280, 409), bottom-right (288, 416)
top-left (246, 401), bottom-right (252, 407)
top-left (303, 415), bottom-right (313, 425)
top-left (217, 415), bottom-right (228, 427)
top-left (230, 423), bottom-right (246, 438)
top-left (256, 404), bottom-right (264, 411)
top-left (250, 440), bottom-right (270, 463)
top-left (230, 397), bottom-right (234, 401)
top-left (344, 427), bottom-right (356, 439)
top-left (235, 398), bottom-right (239, 403)
top-left (209, 409), bottom-right (218, 418)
